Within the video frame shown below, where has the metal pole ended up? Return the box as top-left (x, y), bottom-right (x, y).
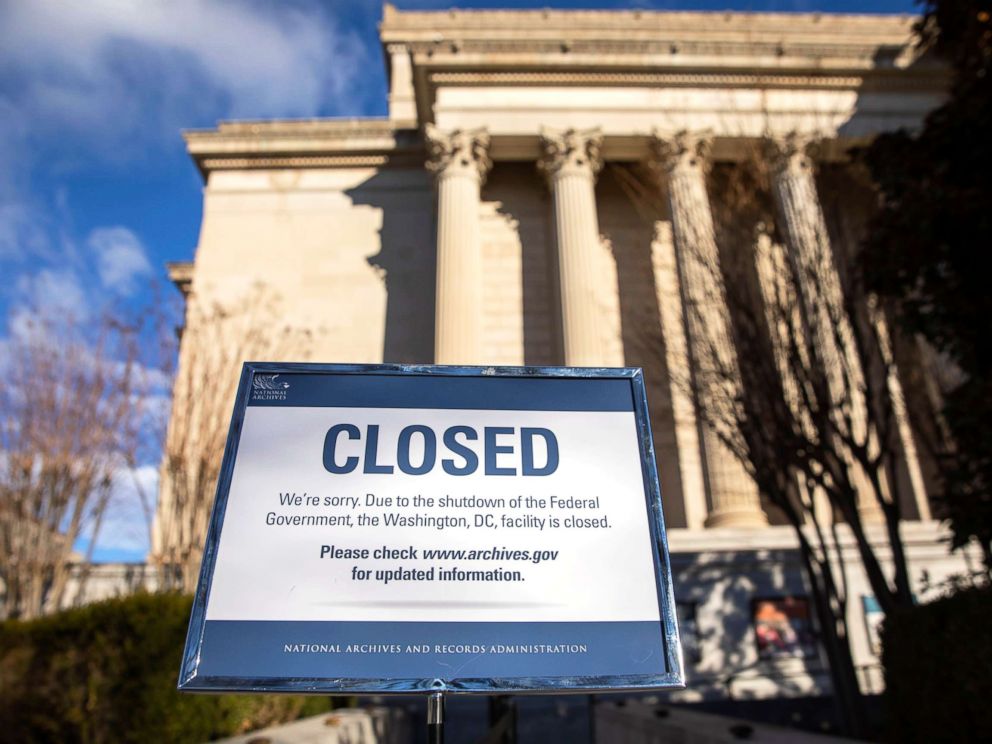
top-left (428, 691), bottom-right (445, 744)
top-left (487, 695), bottom-right (517, 744)
top-left (587, 694), bottom-right (596, 744)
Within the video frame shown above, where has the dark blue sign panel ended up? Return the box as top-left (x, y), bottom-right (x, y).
top-left (179, 363), bottom-right (683, 694)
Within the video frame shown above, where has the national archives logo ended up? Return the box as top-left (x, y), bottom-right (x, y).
top-left (252, 373), bottom-right (290, 401)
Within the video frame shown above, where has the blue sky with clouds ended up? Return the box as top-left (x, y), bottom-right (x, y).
top-left (0, 0), bottom-right (920, 561)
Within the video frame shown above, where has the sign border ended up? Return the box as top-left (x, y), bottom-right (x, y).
top-left (178, 362), bottom-right (685, 694)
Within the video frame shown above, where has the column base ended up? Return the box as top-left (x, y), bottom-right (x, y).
top-left (704, 508), bottom-right (769, 529)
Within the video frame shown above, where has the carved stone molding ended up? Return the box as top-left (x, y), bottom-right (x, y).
top-left (211, 119), bottom-right (395, 136)
top-left (650, 129), bottom-right (714, 176)
top-left (412, 38), bottom-right (900, 61)
top-left (537, 127), bottom-right (604, 181)
top-left (201, 155), bottom-right (390, 171)
top-left (428, 70), bottom-right (877, 91)
top-left (424, 124), bottom-right (492, 183)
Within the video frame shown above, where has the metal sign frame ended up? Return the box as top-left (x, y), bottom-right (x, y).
top-left (178, 362), bottom-right (684, 694)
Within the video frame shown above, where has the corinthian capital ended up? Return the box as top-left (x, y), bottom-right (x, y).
top-left (763, 131), bottom-right (824, 177)
top-left (425, 125), bottom-right (492, 183)
top-left (538, 127), bottom-right (604, 181)
top-left (650, 129), bottom-right (713, 176)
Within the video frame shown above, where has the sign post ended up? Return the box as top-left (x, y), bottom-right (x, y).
top-left (179, 364), bottom-right (683, 737)
top-left (428, 690), bottom-right (444, 743)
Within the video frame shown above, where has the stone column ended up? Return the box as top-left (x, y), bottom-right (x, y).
top-left (538, 127), bottom-right (608, 367)
top-left (652, 222), bottom-right (709, 530)
top-left (754, 226), bottom-right (836, 527)
top-left (653, 131), bottom-right (767, 528)
top-left (426, 125), bottom-right (491, 365)
top-left (765, 133), bottom-right (883, 523)
top-left (764, 133), bottom-right (840, 328)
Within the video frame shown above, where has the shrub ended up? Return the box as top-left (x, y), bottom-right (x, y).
top-left (0, 593), bottom-right (335, 743)
top-left (882, 585), bottom-right (992, 743)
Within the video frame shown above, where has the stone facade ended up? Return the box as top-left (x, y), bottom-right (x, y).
top-left (154, 5), bottom-right (972, 701)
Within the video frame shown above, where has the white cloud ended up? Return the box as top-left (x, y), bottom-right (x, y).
top-left (0, 0), bottom-right (376, 334)
top-left (88, 226), bottom-right (152, 295)
top-left (0, 0), bottom-right (372, 159)
top-left (0, 203), bottom-right (52, 261)
top-left (0, 2), bottom-right (375, 566)
top-left (15, 268), bottom-right (90, 321)
top-left (0, 97), bottom-right (31, 202)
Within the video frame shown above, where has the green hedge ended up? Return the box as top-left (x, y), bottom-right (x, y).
top-left (882, 585), bottom-right (992, 743)
top-left (0, 593), bottom-right (336, 744)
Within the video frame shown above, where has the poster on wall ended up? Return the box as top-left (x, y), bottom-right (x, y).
top-left (753, 597), bottom-right (817, 660)
top-left (862, 595), bottom-right (884, 656)
top-left (178, 363), bottom-right (683, 694)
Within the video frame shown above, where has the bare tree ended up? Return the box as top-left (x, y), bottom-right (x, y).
top-left (698, 154), bottom-right (917, 614)
top-left (0, 311), bottom-right (149, 620)
top-left (888, 331), bottom-right (992, 581)
top-left (153, 285), bottom-right (316, 592)
top-left (701, 154), bottom-right (924, 736)
top-left (612, 149), bottom-right (924, 736)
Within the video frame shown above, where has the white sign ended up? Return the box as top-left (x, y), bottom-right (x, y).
top-left (179, 365), bottom-right (682, 693)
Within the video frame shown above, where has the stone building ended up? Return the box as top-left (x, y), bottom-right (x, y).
top-left (155, 5), bottom-right (970, 707)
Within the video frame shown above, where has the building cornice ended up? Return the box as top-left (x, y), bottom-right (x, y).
top-left (183, 119), bottom-right (422, 177)
top-left (166, 261), bottom-right (194, 298)
top-left (381, 6), bottom-right (945, 139)
top-left (183, 9), bottom-right (946, 176)
top-left (381, 5), bottom-right (926, 63)
top-left (382, 5), bottom-right (917, 38)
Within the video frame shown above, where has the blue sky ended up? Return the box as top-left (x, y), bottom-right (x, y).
top-left (0, 0), bottom-right (920, 561)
